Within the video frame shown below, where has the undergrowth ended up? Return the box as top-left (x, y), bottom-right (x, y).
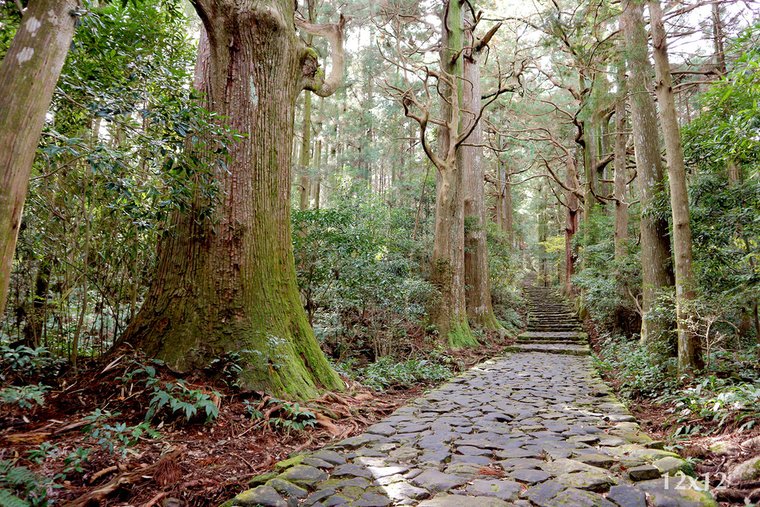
top-left (594, 335), bottom-right (760, 439)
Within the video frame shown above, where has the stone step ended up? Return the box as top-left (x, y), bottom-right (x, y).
top-left (518, 336), bottom-right (587, 344)
top-left (520, 331), bottom-right (586, 338)
top-left (504, 343), bottom-right (590, 356)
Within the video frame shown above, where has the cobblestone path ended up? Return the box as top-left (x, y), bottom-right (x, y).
top-left (225, 288), bottom-right (716, 507)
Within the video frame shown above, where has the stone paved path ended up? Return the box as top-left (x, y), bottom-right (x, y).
top-left (225, 288), bottom-right (717, 507)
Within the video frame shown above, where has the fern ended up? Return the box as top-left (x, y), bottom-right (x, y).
top-left (0, 489), bottom-right (30, 507)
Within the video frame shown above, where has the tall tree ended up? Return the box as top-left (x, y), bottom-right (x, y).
top-left (120, 3), bottom-right (347, 399)
top-left (462, 16), bottom-right (501, 330)
top-left (613, 58), bottom-right (629, 262)
top-left (649, 0), bottom-right (701, 371)
top-left (0, 0), bottom-right (79, 316)
top-left (620, 0), bottom-right (674, 345)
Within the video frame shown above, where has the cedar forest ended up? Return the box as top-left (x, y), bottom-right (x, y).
top-left (0, 0), bottom-right (758, 505)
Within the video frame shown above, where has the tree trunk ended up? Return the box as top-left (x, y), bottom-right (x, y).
top-left (565, 158), bottom-right (579, 295)
top-left (620, 0), bottom-right (674, 346)
top-left (120, 2), bottom-right (345, 399)
top-left (502, 162), bottom-right (514, 246)
top-left (614, 61), bottom-right (629, 262)
top-left (429, 0), bottom-right (476, 347)
top-left (462, 21), bottom-right (500, 331)
top-left (298, 90), bottom-right (312, 210)
top-left (650, 0), bottom-right (701, 371)
top-left (0, 0), bottom-right (79, 316)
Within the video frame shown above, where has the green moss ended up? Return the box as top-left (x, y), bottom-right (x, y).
top-left (248, 471), bottom-right (279, 487)
top-left (448, 319), bottom-right (478, 348)
top-left (275, 455), bottom-right (304, 470)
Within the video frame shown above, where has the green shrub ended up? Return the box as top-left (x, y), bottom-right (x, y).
top-left (0, 459), bottom-right (54, 507)
top-left (0, 384), bottom-right (49, 409)
top-left (353, 356), bottom-right (453, 391)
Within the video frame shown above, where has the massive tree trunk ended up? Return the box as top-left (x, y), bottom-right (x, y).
top-left (428, 0), bottom-right (476, 347)
top-left (613, 61), bottom-right (629, 262)
top-left (462, 21), bottom-right (500, 331)
top-left (120, 2), bottom-right (346, 399)
top-left (649, 0), bottom-right (701, 371)
top-left (620, 0), bottom-right (674, 346)
top-left (0, 0), bottom-right (79, 316)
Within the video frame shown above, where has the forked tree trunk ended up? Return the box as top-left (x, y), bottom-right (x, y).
top-left (428, 0), bottom-right (476, 347)
top-left (650, 0), bottom-right (701, 371)
top-left (462, 24), bottom-right (500, 331)
top-left (0, 0), bottom-right (79, 316)
top-left (120, 1), bottom-right (345, 399)
top-left (620, 0), bottom-right (674, 346)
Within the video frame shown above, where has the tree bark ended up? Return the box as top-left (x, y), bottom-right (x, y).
top-left (428, 0), bottom-right (476, 347)
top-left (462, 19), bottom-right (500, 331)
top-left (565, 158), bottom-right (580, 295)
top-left (0, 0), bottom-right (80, 316)
top-left (649, 0), bottom-right (701, 371)
top-left (620, 0), bottom-right (674, 346)
top-left (120, 2), bottom-right (346, 399)
top-left (614, 61), bottom-right (629, 262)
top-left (298, 90), bottom-right (313, 210)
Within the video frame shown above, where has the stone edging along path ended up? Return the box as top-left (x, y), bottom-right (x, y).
top-left (221, 289), bottom-right (718, 506)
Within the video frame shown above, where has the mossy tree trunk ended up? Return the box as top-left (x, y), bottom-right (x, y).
top-left (429, 0), bottom-right (476, 347)
top-left (462, 18), bottom-right (500, 331)
top-left (649, 0), bottom-right (701, 371)
top-left (0, 0), bottom-right (79, 316)
top-left (119, 0), bottom-right (346, 399)
top-left (620, 0), bottom-right (674, 346)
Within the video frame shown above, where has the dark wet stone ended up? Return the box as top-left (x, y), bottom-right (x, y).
top-left (606, 485), bottom-right (647, 507)
top-left (267, 478), bottom-right (308, 499)
top-left (511, 468), bottom-right (552, 484)
top-left (302, 457), bottom-right (335, 469)
top-left (311, 450), bottom-right (347, 465)
top-left (233, 485), bottom-right (288, 507)
top-left (303, 487), bottom-right (336, 506)
top-left (279, 465), bottom-right (328, 487)
top-left (556, 471), bottom-right (616, 492)
top-left (628, 465), bottom-right (661, 481)
top-left (466, 479), bottom-right (522, 501)
top-left (353, 492), bottom-right (392, 506)
top-left (331, 463), bottom-right (373, 479)
top-left (521, 480), bottom-right (566, 506)
top-left (411, 469), bottom-right (469, 492)
top-left (547, 487), bottom-right (616, 506)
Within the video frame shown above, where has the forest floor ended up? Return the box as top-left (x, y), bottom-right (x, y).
top-left (0, 335), bottom-right (513, 506)
top-left (585, 318), bottom-right (760, 506)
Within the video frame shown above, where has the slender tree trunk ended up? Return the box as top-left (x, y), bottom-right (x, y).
top-left (298, 90), bottom-right (312, 210)
top-left (0, 0), bottom-right (79, 316)
top-left (502, 163), bottom-right (514, 246)
top-left (565, 158), bottom-right (580, 295)
top-left (429, 0), bottom-right (476, 347)
top-left (311, 138), bottom-right (322, 209)
top-left (650, 0), bottom-right (701, 371)
top-left (462, 21), bottom-right (499, 331)
top-left (614, 62), bottom-right (629, 262)
top-left (711, 2), bottom-right (727, 75)
top-left (620, 0), bottom-right (674, 346)
top-left (120, 2), bottom-right (345, 398)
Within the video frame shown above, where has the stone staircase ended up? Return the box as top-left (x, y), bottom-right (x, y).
top-left (506, 286), bottom-right (591, 356)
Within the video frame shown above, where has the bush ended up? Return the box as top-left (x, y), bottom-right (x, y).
top-left (293, 196), bottom-right (434, 360)
top-left (350, 355), bottom-right (454, 391)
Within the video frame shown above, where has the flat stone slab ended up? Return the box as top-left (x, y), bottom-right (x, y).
top-left (505, 344), bottom-right (591, 355)
top-left (223, 289), bottom-right (714, 507)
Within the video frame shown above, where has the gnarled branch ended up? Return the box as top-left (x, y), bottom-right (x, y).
top-left (297, 14), bottom-right (346, 97)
